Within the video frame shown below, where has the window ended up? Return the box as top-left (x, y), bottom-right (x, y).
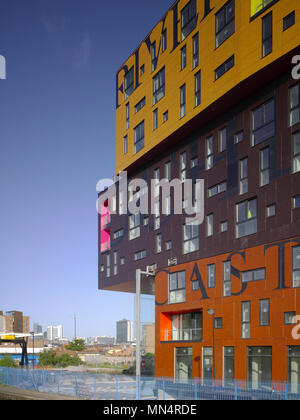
top-left (163, 111), bottom-right (168, 123)
top-left (207, 214), bottom-right (214, 237)
top-left (203, 347), bottom-right (213, 381)
top-left (240, 158), bottom-right (248, 195)
top-left (259, 299), bottom-right (270, 326)
top-left (251, 0), bottom-right (275, 18)
top-left (175, 347), bottom-right (193, 381)
top-left (180, 152), bottom-right (187, 181)
top-left (208, 181), bottom-right (227, 198)
top-left (192, 33), bottom-right (199, 68)
top-left (100, 265), bottom-right (104, 272)
top-left (207, 264), bottom-right (215, 288)
top-left (252, 99), bottom-right (275, 146)
top-left (285, 312), bottom-right (296, 325)
top-left (215, 0), bottom-right (235, 48)
top-left (134, 121), bottom-right (144, 154)
top-left (294, 195), bottom-right (300, 209)
top-left (156, 234), bottom-right (162, 253)
top-left (106, 255), bottom-right (110, 278)
top-left (293, 132), bottom-right (300, 173)
top-left (215, 56), bottom-right (234, 80)
top-left (169, 271), bottom-right (186, 304)
top-left (129, 213), bottom-right (140, 240)
top-left (262, 12), bottom-right (272, 57)
top-left (140, 64), bottom-right (145, 76)
top-left (241, 269), bottom-right (266, 284)
top-left (293, 246), bottom-right (300, 288)
top-left (191, 157), bottom-right (198, 168)
top-left (236, 198), bottom-right (258, 239)
top-left (247, 347), bottom-right (272, 388)
top-left (153, 108), bottom-right (158, 130)
top-left (153, 167), bottom-right (160, 198)
top-left (206, 136), bottom-right (214, 170)
top-left (134, 250), bottom-right (146, 261)
top-left (220, 221), bottom-right (228, 232)
top-left (165, 161), bottom-right (171, 180)
top-left (181, 45), bottom-right (187, 70)
top-left (288, 347), bottom-right (300, 395)
top-left (162, 29), bottom-right (167, 52)
top-left (120, 257), bottom-right (125, 266)
top-left (224, 347), bottom-right (235, 384)
top-left (154, 201), bottom-right (160, 230)
top-left (195, 71), bottom-right (201, 107)
top-left (143, 216), bottom-right (149, 226)
top-left (266, 204), bottom-right (276, 217)
top-left (241, 302), bottom-right (251, 339)
top-left (124, 135), bottom-right (128, 154)
top-left (166, 240), bottom-right (172, 251)
top-left (181, 0), bottom-right (197, 41)
top-left (153, 67), bottom-right (165, 105)
top-left (290, 85), bottom-right (300, 127)
top-left (215, 318), bottom-right (223, 329)
top-left (113, 229), bottom-right (124, 240)
top-left (219, 127), bottom-right (227, 152)
top-left (183, 222), bottom-right (199, 254)
top-left (151, 42), bottom-right (156, 72)
top-left (180, 84), bottom-right (186, 118)
top-left (170, 312), bottom-right (202, 341)
top-left (135, 97), bottom-right (145, 113)
top-left (283, 11), bottom-right (295, 31)
top-left (113, 251), bottom-right (118, 276)
top-left (260, 147), bottom-right (270, 186)
top-left (124, 67), bottom-right (134, 99)
top-left (126, 103), bottom-right (130, 129)
top-left (235, 131), bottom-right (244, 144)
top-left (223, 261), bottom-right (231, 297)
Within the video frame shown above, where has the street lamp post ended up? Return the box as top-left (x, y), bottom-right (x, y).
top-left (207, 309), bottom-right (215, 383)
top-left (30, 331), bottom-right (35, 369)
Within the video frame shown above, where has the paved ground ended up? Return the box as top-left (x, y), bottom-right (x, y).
top-left (0, 386), bottom-right (83, 400)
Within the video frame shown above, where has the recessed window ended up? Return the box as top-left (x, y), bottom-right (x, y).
top-left (235, 131), bottom-right (244, 144)
top-left (129, 213), bottom-right (141, 240)
top-left (283, 11), bottom-right (295, 31)
top-left (113, 251), bottom-right (118, 276)
top-left (169, 271), bottom-right (186, 304)
top-left (153, 67), bottom-right (165, 105)
top-left (192, 33), bottom-right (199, 69)
top-left (241, 302), bottom-right (251, 339)
top-left (134, 121), bottom-right (145, 154)
top-left (124, 67), bottom-right (134, 99)
top-left (156, 234), bottom-right (162, 254)
top-left (215, 0), bottom-right (235, 48)
top-left (135, 97), bottom-right (145, 113)
top-left (260, 147), bottom-right (270, 186)
top-left (153, 108), bottom-right (158, 131)
top-left (166, 240), bottom-right (172, 251)
top-left (293, 246), bottom-right (300, 288)
top-left (143, 216), bottom-right (149, 226)
top-left (183, 222), bottom-right (199, 254)
top-left (180, 84), bottom-right (186, 118)
top-left (195, 71), bottom-right (201, 107)
top-left (181, 45), bottom-right (187, 70)
top-left (124, 135), bottom-right (128, 155)
top-left (223, 261), bottom-right (231, 297)
top-left (293, 131), bottom-right (300, 173)
top-left (219, 127), bottom-right (227, 152)
top-left (181, 0), bottom-right (197, 41)
top-left (290, 85), bottom-right (300, 127)
top-left (220, 221), bottom-right (228, 233)
top-left (207, 264), bottom-right (215, 288)
top-left (162, 29), bottom-right (167, 52)
top-left (191, 157), bottom-right (198, 168)
top-left (215, 56), bottom-right (234, 80)
top-left (120, 257), bottom-right (125, 266)
top-left (251, 0), bottom-right (276, 18)
top-left (241, 268), bottom-right (266, 283)
top-left (208, 181), bottom-right (227, 198)
top-left (239, 157), bottom-right (248, 195)
top-left (260, 299), bottom-right (270, 326)
top-left (266, 204), bottom-right (276, 217)
top-left (180, 152), bottom-right (187, 182)
top-left (262, 12), bottom-right (272, 57)
top-left (252, 99), bottom-right (275, 146)
top-left (126, 103), bottom-right (130, 130)
top-left (215, 318), bottom-right (223, 329)
top-left (163, 110), bottom-right (169, 123)
top-left (285, 312), bottom-right (296, 325)
top-left (206, 136), bottom-right (214, 170)
top-left (293, 195), bottom-right (300, 209)
top-left (106, 255), bottom-right (110, 278)
top-left (134, 250), bottom-right (146, 261)
top-left (151, 42), bottom-right (156, 72)
top-left (113, 229), bottom-right (124, 240)
top-left (207, 214), bottom-right (214, 237)
top-left (236, 198), bottom-right (258, 239)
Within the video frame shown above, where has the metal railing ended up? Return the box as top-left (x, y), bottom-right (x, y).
top-left (164, 328), bottom-right (203, 342)
top-left (1, 367), bottom-right (300, 400)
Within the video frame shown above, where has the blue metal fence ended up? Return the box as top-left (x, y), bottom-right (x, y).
top-left (0, 367), bottom-right (300, 400)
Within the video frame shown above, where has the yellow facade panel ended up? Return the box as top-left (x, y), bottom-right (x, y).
top-left (116, 0), bottom-right (300, 174)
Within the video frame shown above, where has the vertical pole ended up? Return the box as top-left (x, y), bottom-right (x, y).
top-left (234, 380), bottom-right (238, 400)
top-left (284, 381), bottom-right (288, 401)
top-left (136, 268), bottom-right (141, 401)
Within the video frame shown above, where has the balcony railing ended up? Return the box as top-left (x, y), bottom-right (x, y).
top-left (164, 328), bottom-right (203, 342)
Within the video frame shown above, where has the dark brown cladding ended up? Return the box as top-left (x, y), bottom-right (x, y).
top-left (99, 68), bottom-right (300, 294)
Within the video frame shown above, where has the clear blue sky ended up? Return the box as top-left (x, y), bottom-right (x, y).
top-left (0, 0), bottom-right (173, 339)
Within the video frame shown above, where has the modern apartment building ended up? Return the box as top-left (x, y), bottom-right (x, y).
top-left (116, 319), bottom-right (134, 344)
top-left (98, 0), bottom-right (300, 389)
top-left (46, 325), bottom-right (63, 342)
top-left (0, 311), bottom-right (30, 334)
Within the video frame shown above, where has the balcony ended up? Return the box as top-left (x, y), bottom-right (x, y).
top-left (164, 328), bottom-right (202, 342)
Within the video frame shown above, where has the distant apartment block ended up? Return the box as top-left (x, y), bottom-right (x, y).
top-left (116, 319), bottom-right (134, 344)
top-left (33, 323), bottom-right (43, 335)
top-left (46, 325), bottom-right (63, 341)
top-left (0, 310), bottom-right (30, 334)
